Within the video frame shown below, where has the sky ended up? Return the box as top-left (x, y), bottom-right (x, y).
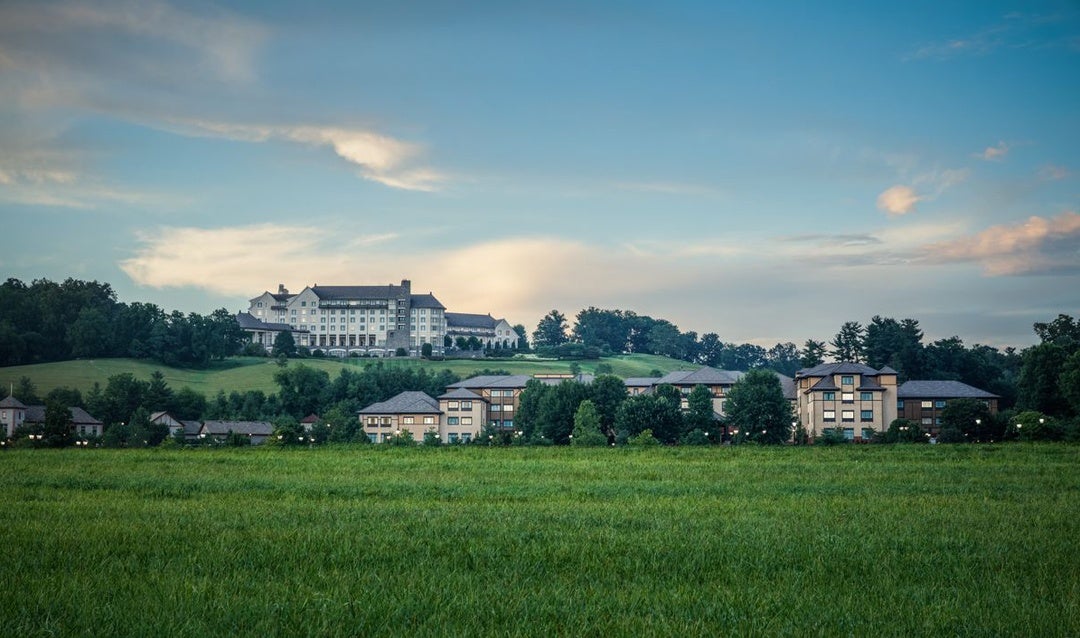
top-left (0, 1), bottom-right (1078, 349)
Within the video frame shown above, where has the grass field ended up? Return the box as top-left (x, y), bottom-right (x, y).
top-left (2, 445), bottom-right (1078, 636)
top-left (0, 353), bottom-right (691, 397)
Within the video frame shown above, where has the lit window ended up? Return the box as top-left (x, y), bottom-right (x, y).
top-left (921, 401), bottom-right (933, 409)
top-left (841, 410), bottom-right (855, 422)
top-left (447, 401), bottom-right (459, 410)
top-left (403, 416), bottom-right (415, 424)
top-left (461, 417), bottom-right (473, 425)
top-left (823, 410), bottom-right (836, 422)
top-left (423, 416), bottom-right (435, 425)
top-left (842, 392), bottom-right (854, 402)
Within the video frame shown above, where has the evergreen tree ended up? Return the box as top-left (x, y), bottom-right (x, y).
top-left (570, 400), bottom-right (606, 446)
top-left (725, 369), bottom-right (793, 444)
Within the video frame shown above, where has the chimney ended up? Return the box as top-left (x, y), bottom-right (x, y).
top-left (277, 284), bottom-right (289, 295)
top-left (400, 279), bottom-right (411, 294)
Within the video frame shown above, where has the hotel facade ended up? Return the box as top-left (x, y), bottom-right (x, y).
top-left (244, 280), bottom-right (447, 356)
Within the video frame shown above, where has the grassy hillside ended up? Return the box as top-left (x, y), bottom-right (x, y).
top-left (2, 445), bottom-right (1077, 636)
top-left (0, 353), bottom-right (694, 397)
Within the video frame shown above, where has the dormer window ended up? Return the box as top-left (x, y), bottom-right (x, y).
top-left (841, 375), bottom-right (854, 385)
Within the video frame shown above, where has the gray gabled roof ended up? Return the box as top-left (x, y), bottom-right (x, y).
top-left (623, 377), bottom-right (660, 387)
top-left (445, 312), bottom-right (498, 329)
top-left (796, 362), bottom-right (883, 377)
top-left (359, 391), bottom-right (441, 415)
top-left (410, 293), bottom-right (446, 310)
top-left (183, 421), bottom-right (203, 436)
top-left (313, 284), bottom-right (406, 300)
top-left (657, 367), bottom-right (744, 386)
top-left (0, 396), bottom-right (26, 409)
top-left (236, 312), bottom-right (307, 333)
top-left (898, 380), bottom-right (998, 399)
top-left (438, 388), bottom-right (486, 401)
top-left (22, 406), bottom-right (102, 426)
top-left (200, 420), bottom-right (274, 436)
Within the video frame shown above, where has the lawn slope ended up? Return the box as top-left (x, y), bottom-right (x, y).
top-left (0, 353), bottom-right (692, 396)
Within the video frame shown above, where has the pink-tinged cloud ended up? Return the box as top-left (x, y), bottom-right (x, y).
top-left (923, 212), bottom-right (1080, 275)
top-left (974, 141), bottom-right (1009, 161)
top-left (877, 185), bottom-right (922, 216)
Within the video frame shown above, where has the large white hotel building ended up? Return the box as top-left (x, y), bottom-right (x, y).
top-left (243, 279), bottom-right (446, 356)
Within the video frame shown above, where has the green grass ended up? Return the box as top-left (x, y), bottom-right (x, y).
top-left (1, 444), bottom-right (1078, 636)
top-left (0, 353), bottom-right (690, 397)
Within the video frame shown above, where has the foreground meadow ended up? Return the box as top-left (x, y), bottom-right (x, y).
top-left (1, 445), bottom-right (1078, 636)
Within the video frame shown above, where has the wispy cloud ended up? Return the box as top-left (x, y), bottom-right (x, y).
top-left (1038, 164), bottom-right (1069, 181)
top-left (922, 211), bottom-right (1080, 275)
top-left (172, 120), bottom-right (445, 191)
top-left (0, 0), bottom-right (267, 86)
top-left (876, 168), bottom-right (970, 216)
top-left (905, 13), bottom-right (1077, 61)
top-left (974, 141), bottom-right (1010, 161)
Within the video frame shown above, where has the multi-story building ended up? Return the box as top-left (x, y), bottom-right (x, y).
top-left (896, 380), bottom-right (999, 435)
top-left (444, 313), bottom-right (519, 349)
top-left (794, 363), bottom-right (899, 441)
top-left (0, 396), bottom-right (104, 439)
top-left (245, 279), bottom-right (446, 356)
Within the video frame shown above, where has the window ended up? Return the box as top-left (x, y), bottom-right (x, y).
top-left (860, 410), bottom-right (873, 421)
top-left (503, 404), bottom-right (514, 412)
top-left (860, 392), bottom-right (873, 401)
top-left (823, 410), bottom-right (836, 422)
top-left (935, 417), bottom-right (942, 425)
top-left (448, 433), bottom-right (459, 443)
top-left (843, 428), bottom-right (855, 440)
top-left (447, 417), bottom-right (459, 425)
top-left (503, 419), bottom-right (513, 428)
top-left (861, 428), bottom-right (874, 440)
top-left (897, 400), bottom-right (904, 410)
top-left (447, 401), bottom-right (459, 410)
top-left (823, 392), bottom-right (836, 401)
top-left (921, 417), bottom-right (932, 425)
top-left (842, 392), bottom-right (854, 403)
top-left (491, 405), bottom-right (502, 412)
top-left (257, 302), bottom-right (263, 308)
top-left (935, 400), bottom-right (946, 408)
top-left (402, 416), bottom-right (414, 424)
top-left (841, 410), bottom-right (855, 422)
top-left (461, 417), bottom-right (473, 425)
top-left (461, 401), bottom-right (472, 410)
top-left (841, 375), bottom-right (854, 385)
top-left (461, 433), bottom-right (472, 443)
top-left (367, 433), bottom-right (377, 443)
top-left (301, 301), bottom-right (306, 307)
top-left (921, 401), bottom-right (933, 409)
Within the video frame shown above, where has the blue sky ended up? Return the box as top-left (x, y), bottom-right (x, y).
top-left (0, 1), bottom-right (1077, 348)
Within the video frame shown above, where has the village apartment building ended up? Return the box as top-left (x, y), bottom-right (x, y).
top-left (443, 374), bottom-right (595, 430)
top-left (0, 396), bottom-right (104, 439)
top-left (896, 380), bottom-right (999, 436)
top-left (245, 280), bottom-right (447, 357)
top-left (795, 363), bottom-right (899, 441)
top-left (444, 313), bottom-right (519, 349)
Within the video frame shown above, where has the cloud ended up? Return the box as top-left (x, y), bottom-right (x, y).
top-left (119, 225), bottom-right (759, 329)
top-left (974, 141), bottom-right (1009, 161)
top-left (171, 120), bottom-right (445, 191)
top-left (1038, 164), bottom-right (1069, 181)
top-left (613, 181), bottom-right (721, 196)
top-left (780, 233), bottom-right (883, 248)
top-left (922, 211), bottom-right (1080, 275)
top-left (877, 185), bottom-right (922, 216)
top-left (0, 0), bottom-right (266, 87)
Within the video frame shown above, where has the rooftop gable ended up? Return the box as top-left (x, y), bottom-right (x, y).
top-left (359, 391), bottom-right (441, 415)
top-left (898, 380), bottom-right (999, 399)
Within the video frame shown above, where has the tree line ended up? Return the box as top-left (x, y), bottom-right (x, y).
top-left (0, 278), bottom-right (245, 368)
top-left (533, 307), bottom-right (1030, 410)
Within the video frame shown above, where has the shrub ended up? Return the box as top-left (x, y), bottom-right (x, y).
top-left (815, 429), bottom-right (849, 446)
top-left (679, 428), bottom-right (710, 446)
top-left (628, 429), bottom-right (660, 447)
top-left (937, 427), bottom-right (965, 443)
